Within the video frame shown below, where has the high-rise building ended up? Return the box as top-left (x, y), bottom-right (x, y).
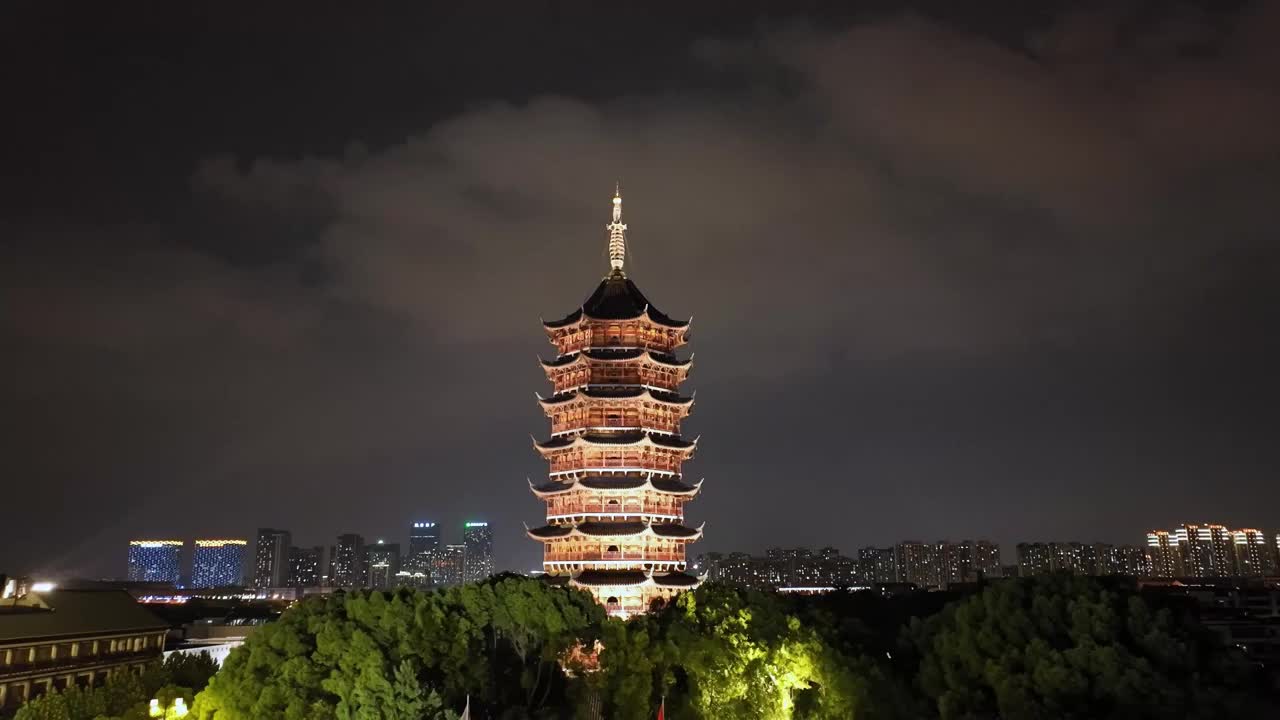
top-left (715, 552), bottom-right (781, 590)
top-left (289, 546), bottom-right (324, 587)
top-left (895, 542), bottom-right (940, 587)
top-left (407, 521), bottom-right (440, 575)
top-left (1149, 523), bottom-right (1238, 578)
top-left (1048, 542), bottom-right (1090, 574)
top-left (1111, 545), bottom-right (1148, 576)
top-left (1233, 529), bottom-right (1274, 577)
top-left (1146, 530), bottom-right (1181, 578)
top-left (1016, 542), bottom-right (1053, 577)
top-left (365, 541), bottom-right (401, 589)
top-left (859, 547), bottom-right (897, 584)
top-left (331, 533), bottom-right (365, 587)
top-left (434, 544), bottom-right (466, 587)
top-left (462, 523), bottom-right (493, 583)
top-left (253, 528), bottom-right (292, 588)
top-left (970, 541), bottom-right (1002, 580)
top-left (937, 540), bottom-right (1001, 584)
top-left (1172, 523), bottom-right (1233, 577)
top-left (126, 540), bottom-right (183, 584)
top-left (527, 189), bottom-right (702, 617)
top-left (190, 539), bottom-right (247, 588)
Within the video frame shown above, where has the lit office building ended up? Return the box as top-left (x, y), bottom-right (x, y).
top-left (407, 521), bottom-right (440, 575)
top-left (463, 522), bottom-right (494, 583)
top-left (365, 541), bottom-right (401, 589)
top-left (434, 544), bottom-right (466, 587)
top-left (190, 539), bottom-right (247, 588)
top-left (253, 528), bottom-right (291, 589)
top-left (289, 546), bottom-right (324, 587)
top-left (126, 540), bottom-right (183, 584)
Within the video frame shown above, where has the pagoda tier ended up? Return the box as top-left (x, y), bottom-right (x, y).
top-left (543, 276), bottom-right (690, 357)
top-left (529, 521), bottom-right (703, 573)
top-left (540, 349), bottom-right (692, 394)
top-left (528, 189), bottom-right (704, 617)
top-left (538, 388), bottom-right (694, 436)
top-left (534, 432), bottom-right (697, 479)
top-left (529, 476), bottom-right (702, 524)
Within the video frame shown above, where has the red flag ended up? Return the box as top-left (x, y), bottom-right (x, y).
top-left (656, 697), bottom-right (664, 720)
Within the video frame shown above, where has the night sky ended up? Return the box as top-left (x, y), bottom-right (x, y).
top-left (3, 1), bottom-right (1278, 580)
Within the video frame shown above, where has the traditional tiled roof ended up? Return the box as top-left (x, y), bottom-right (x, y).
top-left (526, 521), bottom-right (703, 541)
top-left (0, 590), bottom-right (168, 643)
top-left (649, 523), bottom-right (703, 539)
top-left (565, 570), bottom-right (703, 589)
top-left (576, 521), bottom-right (648, 536)
top-left (533, 432), bottom-right (697, 452)
top-left (652, 571), bottom-right (702, 588)
top-left (536, 388), bottom-right (694, 407)
top-left (528, 476), bottom-right (703, 497)
top-left (570, 570), bottom-right (650, 587)
top-left (539, 350), bottom-right (691, 370)
top-left (544, 274), bottom-right (689, 330)
top-left (526, 525), bottom-right (574, 539)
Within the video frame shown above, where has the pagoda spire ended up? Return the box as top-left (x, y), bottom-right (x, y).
top-left (607, 183), bottom-right (627, 274)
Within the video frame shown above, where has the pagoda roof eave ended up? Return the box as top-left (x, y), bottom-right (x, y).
top-left (526, 521), bottom-right (703, 541)
top-left (529, 475), bottom-right (704, 497)
top-left (538, 350), bottom-right (690, 370)
top-left (532, 432), bottom-right (698, 453)
top-left (567, 570), bottom-right (705, 589)
top-left (536, 388), bottom-right (695, 408)
top-left (542, 308), bottom-right (691, 333)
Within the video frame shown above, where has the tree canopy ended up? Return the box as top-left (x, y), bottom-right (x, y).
top-left (33, 575), bottom-right (1253, 720)
top-left (902, 575), bottom-right (1268, 719)
top-left (12, 652), bottom-right (217, 720)
top-left (190, 575), bottom-right (603, 720)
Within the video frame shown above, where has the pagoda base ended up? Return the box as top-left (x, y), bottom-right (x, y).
top-left (544, 568), bottom-right (701, 617)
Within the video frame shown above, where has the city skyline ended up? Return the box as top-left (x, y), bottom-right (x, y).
top-left (5, 3), bottom-right (1280, 580)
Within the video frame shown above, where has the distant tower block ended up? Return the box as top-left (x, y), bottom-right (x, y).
top-left (528, 188), bottom-right (703, 617)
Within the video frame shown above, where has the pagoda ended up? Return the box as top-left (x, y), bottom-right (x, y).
top-left (528, 188), bottom-right (703, 617)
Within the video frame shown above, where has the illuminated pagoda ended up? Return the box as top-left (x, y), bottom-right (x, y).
top-left (528, 188), bottom-right (703, 617)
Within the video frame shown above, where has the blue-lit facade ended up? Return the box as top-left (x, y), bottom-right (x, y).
top-left (191, 539), bottom-right (248, 587)
top-left (126, 540), bottom-right (184, 584)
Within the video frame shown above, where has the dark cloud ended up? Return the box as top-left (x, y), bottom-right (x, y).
top-left (2, 2), bottom-right (1278, 578)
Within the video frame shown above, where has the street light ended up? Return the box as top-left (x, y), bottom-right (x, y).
top-left (149, 697), bottom-right (189, 718)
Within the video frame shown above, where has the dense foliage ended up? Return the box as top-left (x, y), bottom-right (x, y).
top-left (190, 574), bottom-right (603, 720)
top-left (162, 575), bottom-right (1276, 719)
top-left (11, 652), bottom-right (217, 720)
top-left (902, 575), bottom-right (1267, 719)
